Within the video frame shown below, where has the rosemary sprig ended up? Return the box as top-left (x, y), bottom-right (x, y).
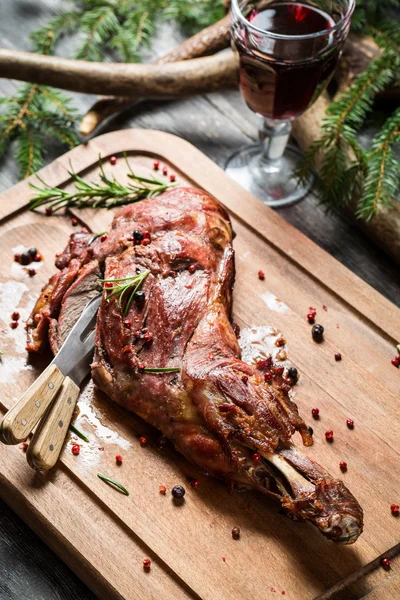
top-left (97, 473), bottom-right (129, 496)
top-left (143, 367), bottom-right (181, 373)
top-left (29, 156), bottom-right (176, 213)
top-left (88, 231), bottom-right (106, 245)
top-left (69, 423), bottom-right (90, 443)
top-left (100, 269), bottom-right (150, 315)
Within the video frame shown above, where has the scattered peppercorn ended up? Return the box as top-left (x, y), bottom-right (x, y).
top-left (159, 485), bottom-right (167, 494)
top-left (153, 160), bottom-right (160, 170)
top-left (325, 430), bottom-right (334, 441)
top-left (139, 436), bottom-right (147, 446)
top-left (143, 558), bottom-right (151, 570)
top-left (241, 375), bottom-right (248, 384)
top-left (258, 269), bottom-right (265, 280)
top-left (10, 322), bottom-right (18, 329)
top-left (311, 407), bottom-right (320, 418)
top-left (188, 264), bottom-right (196, 274)
top-left (109, 156), bottom-right (117, 165)
top-left (115, 455), bottom-right (123, 464)
top-left (312, 324), bottom-right (324, 342)
top-left (11, 311), bottom-right (20, 321)
top-left (71, 444), bottom-right (80, 455)
top-left (162, 166), bottom-right (168, 176)
top-left (169, 174), bottom-right (176, 182)
top-left (134, 290), bottom-right (145, 306)
top-left (28, 269), bottom-right (36, 277)
top-left (28, 247), bottom-right (37, 258)
top-left (141, 238), bottom-right (151, 246)
top-left (257, 357), bottom-right (273, 370)
top-left (34, 253), bottom-right (41, 262)
top-left (307, 313), bottom-right (315, 323)
top-left (264, 371), bottom-right (273, 382)
top-left (252, 453), bottom-right (261, 463)
top-left (14, 253), bottom-right (21, 262)
top-left (133, 229), bottom-right (143, 242)
top-left (45, 207), bottom-right (52, 215)
top-left (100, 234), bottom-right (108, 242)
top-left (395, 354), bottom-right (400, 361)
top-left (288, 367), bottom-right (298, 379)
top-left (232, 526), bottom-right (240, 540)
top-left (191, 479), bottom-right (200, 488)
top-left (346, 418), bottom-right (354, 429)
top-left (339, 461), bottom-right (347, 471)
top-left (71, 217), bottom-right (78, 226)
top-left (391, 358), bottom-right (399, 367)
top-left (308, 426), bottom-right (313, 437)
top-left (390, 503), bottom-right (399, 515)
top-left (104, 281), bottom-right (113, 288)
top-left (381, 558), bottom-right (391, 570)
top-left (143, 332), bottom-right (153, 344)
top-left (138, 362), bottom-right (145, 373)
top-left (172, 485), bottom-right (185, 499)
top-left (335, 353), bottom-right (342, 361)
top-left (20, 252), bottom-right (31, 266)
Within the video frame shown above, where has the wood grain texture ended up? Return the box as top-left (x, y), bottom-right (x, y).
top-left (27, 376), bottom-right (80, 471)
top-left (0, 130), bottom-right (399, 600)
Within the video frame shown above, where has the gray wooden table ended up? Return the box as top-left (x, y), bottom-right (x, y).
top-left (1, 2), bottom-right (399, 599)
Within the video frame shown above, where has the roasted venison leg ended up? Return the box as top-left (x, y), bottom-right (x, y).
top-left (27, 187), bottom-right (363, 543)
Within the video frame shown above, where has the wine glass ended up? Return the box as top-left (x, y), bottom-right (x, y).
top-left (226, 0), bottom-right (354, 206)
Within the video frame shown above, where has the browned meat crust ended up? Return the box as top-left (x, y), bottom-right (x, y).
top-left (27, 187), bottom-right (363, 543)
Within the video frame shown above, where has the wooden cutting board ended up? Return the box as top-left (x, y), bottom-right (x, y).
top-left (0, 129), bottom-right (399, 600)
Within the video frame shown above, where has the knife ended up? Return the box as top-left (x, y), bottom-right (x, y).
top-left (0, 295), bottom-right (100, 469)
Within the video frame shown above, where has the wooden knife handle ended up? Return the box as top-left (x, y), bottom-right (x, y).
top-left (0, 363), bottom-right (64, 445)
top-left (27, 376), bottom-right (80, 471)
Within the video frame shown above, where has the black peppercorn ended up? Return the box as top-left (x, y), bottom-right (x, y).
top-left (232, 526), bottom-right (241, 540)
top-left (172, 485), bottom-right (185, 499)
top-left (133, 230), bottom-right (143, 242)
top-left (20, 252), bottom-right (32, 266)
top-left (312, 324), bottom-right (324, 342)
top-left (288, 367), bottom-right (298, 379)
top-left (134, 290), bottom-right (145, 305)
top-left (28, 247), bottom-right (37, 258)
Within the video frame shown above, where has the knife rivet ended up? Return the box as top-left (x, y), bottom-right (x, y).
top-left (35, 401), bottom-right (40, 407)
top-left (58, 420), bottom-right (63, 428)
top-left (49, 444), bottom-right (54, 451)
top-left (48, 382), bottom-right (54, 390)
top-left (21, 419), bottom-right (27, 426)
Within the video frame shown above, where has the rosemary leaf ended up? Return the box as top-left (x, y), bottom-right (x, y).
top-left (97, 473), bottom-right (129, 495)
top-left (100, 269), bottom-right (150, 315)
top-left (69, 423), bottom-right (90, 443)
top-left (88, 231), bottom-right (107, 245)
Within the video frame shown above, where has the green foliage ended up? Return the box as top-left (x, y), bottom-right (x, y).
top-left (299, 2), bottom-right (400, 221)
top-left (0, 0), bottom-right (225, 178)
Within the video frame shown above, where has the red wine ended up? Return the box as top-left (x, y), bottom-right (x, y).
top-left (234, 2), bottom-right (340, 119)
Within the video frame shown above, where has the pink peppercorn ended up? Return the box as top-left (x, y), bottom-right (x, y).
top-left (169, 174), bottom-right (176, 182)
top-left (258, 269), bottom-right (265, 280)
top-left (162, 166), bottom-right (168, 176)
top-left (109, 156), bottom-right (117, 165)
top-left (153, 160), bottom-right (160, 170)
top-left (71, 444), bottom-right (80, 455)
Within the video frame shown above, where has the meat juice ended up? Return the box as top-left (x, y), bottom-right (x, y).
top-left (233, 2), bottom-right (339, 120)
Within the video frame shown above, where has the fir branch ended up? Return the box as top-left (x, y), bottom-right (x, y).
top-left (164, 0), bottom-right (225, 34)
top-left (356, 107), bottom-right (400, 221)
top-left (29, 155), bottom-right (177, 212)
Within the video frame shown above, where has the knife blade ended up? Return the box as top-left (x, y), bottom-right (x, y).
top-left (52, 293), bottom-right (101, 385)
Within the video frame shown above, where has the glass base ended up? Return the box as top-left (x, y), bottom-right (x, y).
top-left (225, 143), bottom-right (314, 207)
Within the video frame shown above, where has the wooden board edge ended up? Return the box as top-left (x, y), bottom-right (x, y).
top-left (1, 128), bottom-right (398, 342)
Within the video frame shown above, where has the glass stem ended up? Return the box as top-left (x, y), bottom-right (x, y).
top-left (258, 117), bottom-right (291, 161)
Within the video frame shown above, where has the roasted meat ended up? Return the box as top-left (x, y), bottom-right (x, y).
top-left (27, 187), bottom-right (363, 543)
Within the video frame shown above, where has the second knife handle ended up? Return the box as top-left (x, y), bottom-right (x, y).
top-left (0, 363), bottom-right (64, 445)
top-left (27, 376), bottom-right (80, 471)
